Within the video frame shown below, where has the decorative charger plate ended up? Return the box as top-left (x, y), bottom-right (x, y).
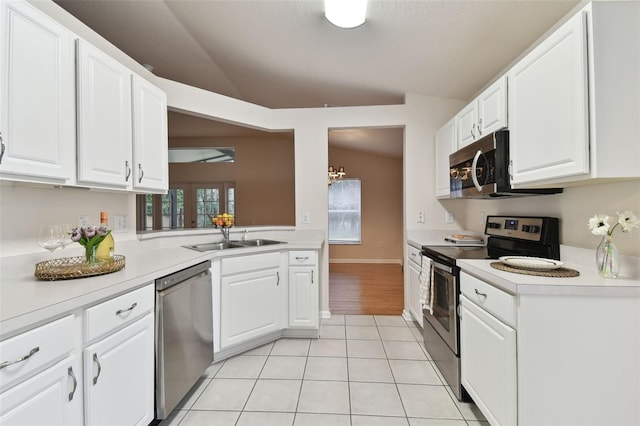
top-left (35, 255), bottom-right (125, 281)
top-left (499, 256), bottom-right (563, 271)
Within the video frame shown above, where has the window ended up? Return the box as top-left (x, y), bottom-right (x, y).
top-left (138, 182), bottom-right (234, 230)
top-left (328, 178), bottom-right (361, 244)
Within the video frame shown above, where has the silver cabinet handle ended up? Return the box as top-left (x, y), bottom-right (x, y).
top-left (125, 161), bottom-right (132, 182)
top-left (311, 270), bottom-right (314, 284)
top-left (92, 353), bottom-right (101, 385)
top-left (116, 302), bottom-right (137, 315)
top-left (68, 367), bottom-right (78, 401)
top-left (477, 118), bottom-right (483, 135)
top-left (276, 272), bottom-right (280, 286)
top-left (474, 289), bottom-right (487, 298)
top-left (0, 346), bottom-right (39, 369)
top-left (295, 256), bottom-right (309, 261)
top-left (0, 133), bottom-right (5, 164)
top-left (470, 123), bottom-right (476, 139)
top-left (138, 163), bottom-right (144, 183)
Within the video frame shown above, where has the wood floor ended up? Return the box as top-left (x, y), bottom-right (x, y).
top-left (329, 263), bottom-right (404, 315)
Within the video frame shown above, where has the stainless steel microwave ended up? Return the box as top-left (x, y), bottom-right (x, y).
top-left (449, 130), bottom-right (562, 198)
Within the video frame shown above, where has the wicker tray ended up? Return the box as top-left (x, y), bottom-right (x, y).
top-left (34, 255), bottom-right (125, 281)
top-left (490, 262), bottom-right (579, 278)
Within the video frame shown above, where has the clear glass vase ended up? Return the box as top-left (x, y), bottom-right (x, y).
top-left (596, 235), bottom-right (620, 278)
top-left (85, 245), bottom-right (97, 264)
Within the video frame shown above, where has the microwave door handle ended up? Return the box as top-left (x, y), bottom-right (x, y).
top-left (471, 149), bottom-right (483, 192)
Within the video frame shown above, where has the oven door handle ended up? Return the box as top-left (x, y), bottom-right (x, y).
top-left (471, 149), bottom-right (483, 192)
top-left (431, 261), bottom-right (454, 274)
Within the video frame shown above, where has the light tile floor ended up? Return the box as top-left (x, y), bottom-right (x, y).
top-left (160, 315), bottom-right (488, 426)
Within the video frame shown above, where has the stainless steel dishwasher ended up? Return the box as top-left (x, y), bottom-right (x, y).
top-left (155, 260), bottom-right (213, 419)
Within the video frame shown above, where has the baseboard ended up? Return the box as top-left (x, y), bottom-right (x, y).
top-left (329, 258), bottom-right (402, 265)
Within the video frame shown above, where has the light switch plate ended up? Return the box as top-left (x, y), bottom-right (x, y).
top-left (77, 215), bottom-right (90, 228)
top-left (114, 215), bottom-right (127, 232)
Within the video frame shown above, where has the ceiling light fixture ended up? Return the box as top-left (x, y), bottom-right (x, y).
top-left (328, 166), bottom-right (346, 186)
top-left (324, 0), bottom-right (368, 29)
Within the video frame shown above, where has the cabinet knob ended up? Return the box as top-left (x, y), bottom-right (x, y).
top-left (68, 367), bottom-right (78, 401)
top-left (125, 161), bottom-right (132, 182)
top-left (0, 346), bottom-right (40, 369)
top-left (0, 132), bottom-right (5, 165)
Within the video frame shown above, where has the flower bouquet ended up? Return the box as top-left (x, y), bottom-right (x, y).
top-left (71, 225), bottom-right (111, 263)
top-left (588, 210), bottom-right (639, 278)
top-left (211, 213), bottom-right (234, 241)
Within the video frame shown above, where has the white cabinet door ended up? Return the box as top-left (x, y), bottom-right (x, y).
top-left (407, 259), bottom-right (422, 324)
top-left (477, 77), bottom-right (507, 137)
top-left (84, 313), bottom-right (154, 426)
top-left (76, 39), bottom-right (133, 188)
top-left (435, 117), bottom-right (456, 198)
top-left (0, 0), bottom-right (75, 182)
top-left (132, 74), bottom-right (168, 193)
top-left (456, 102), bottom-right (477, 148)
top-left (0, 356), bottom-right (83, 426)
top-left (220, 268), bottom-right (281, 348)
top-left (289, 266), bottom-right (318, 328)
top-left (461, 295), bottom-right (517, 426)
top-left (508, 11), bottom-right (589, 186)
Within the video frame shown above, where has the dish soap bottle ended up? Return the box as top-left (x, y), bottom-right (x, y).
top-left (95, 211), bottom-right (115, 261)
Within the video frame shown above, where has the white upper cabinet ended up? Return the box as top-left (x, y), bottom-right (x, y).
top-left (477, 77), bottom-right (508, 137)
top-left (508, 10), bottom-right (589, 186)
top-left (457, 77), bottom-right (507, 148)
top-left (132, 74), bottom-right (168, 193)
top-left (435, 116), bottom-right (456, 198)
top-left (0, 0), bottom-right (76, 183)
top-left (509, 2), bottom-right (639, 186)
top-left (76, 39), bottom-right (133, 188)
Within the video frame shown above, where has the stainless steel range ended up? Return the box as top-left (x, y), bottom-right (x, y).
top-left (421, 215), bottom-right (559, 401)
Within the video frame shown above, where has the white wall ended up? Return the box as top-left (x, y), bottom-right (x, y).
top-left (449, 179), bottom-right (640, 257)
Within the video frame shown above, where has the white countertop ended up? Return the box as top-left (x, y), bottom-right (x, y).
top-left (0, 231), bottom-right (323, 339)
top-left (407, 229), bottom-right (486, 248)
top-left (459, 245), bottom-right (640, 297)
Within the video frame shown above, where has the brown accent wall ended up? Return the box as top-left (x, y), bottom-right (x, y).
top-left (329, 146), bottom-right (403, 262)
top-left (169, 135), bottom-right (295, 226)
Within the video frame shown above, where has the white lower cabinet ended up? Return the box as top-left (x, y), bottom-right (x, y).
top-left (83, 312), bottom-right (154, 426)
top-left (288, 251), bottom-right (318, 328)
top-left (220, 252), bottom-right (283, 349)
top-left (406, 245), bottom-right (423, 324)
top-left (0, 355), bottom-right (83, 426)
top-left (460, 295), bottom-right (517, 426)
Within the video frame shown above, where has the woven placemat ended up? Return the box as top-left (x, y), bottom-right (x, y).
top-left (490, 262), bottom-right (579, 278)
top-left (35, 255), bottom-right (125, 281)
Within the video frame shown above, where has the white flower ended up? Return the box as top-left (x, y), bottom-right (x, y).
top-left (617, 210), bottom-right (640, 233)
top-left (588, 214), bottom-right (610, 236)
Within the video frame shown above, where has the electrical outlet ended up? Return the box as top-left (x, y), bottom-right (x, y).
top-left (303, 212), bottom-right (310, 224)
top-left (418, 211), bottom-right (425, 223)
top-left (445, 212), bottom-right (454, 224)
top-left (114, 215), bottom-right (127, 232)
top-left (77, 215), bottom-right (90, 228)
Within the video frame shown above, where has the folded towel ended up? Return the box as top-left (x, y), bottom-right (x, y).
top-left (419, 256), bottom-right (434, 315)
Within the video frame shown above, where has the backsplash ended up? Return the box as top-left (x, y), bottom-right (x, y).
top-left (0, 184), bottom-right (136, 257)
top-left (447, 180), bottom-right (640, 257)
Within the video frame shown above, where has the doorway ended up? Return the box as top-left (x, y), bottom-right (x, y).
top-left (327, 127), bottom-right (405, 315)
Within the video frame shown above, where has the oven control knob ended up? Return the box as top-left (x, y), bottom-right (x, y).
top-left (529, 225), bottom-right (541, 233)
top-left (522, 225), bottom-right (531, 232)
top-left (487, 222), bottom-right (500, 229)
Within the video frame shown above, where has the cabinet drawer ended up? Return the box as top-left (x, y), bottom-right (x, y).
top-left (289, 251), bottom-right (317, 266)
top-left (85, 284), bottom-right (154, 342)
top-left (222, 252), bottom-right (280, 276)
top-left (407, 245), bottom-right (421, 266)
top-left (0, 315), bottom-right (74, 391)
top-left (461, 272), bottom-right (516, 327)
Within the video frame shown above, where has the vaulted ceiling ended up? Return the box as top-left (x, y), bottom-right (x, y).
top-left (55, 0), bottom-right (580, 157)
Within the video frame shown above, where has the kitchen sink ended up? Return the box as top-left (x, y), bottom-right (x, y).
top-left (236, 239), bottom-right (283, 246)
top-left (183, 239), bottom-right (285, 252)
top-left (183, 242), bottom-right (246, 251)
